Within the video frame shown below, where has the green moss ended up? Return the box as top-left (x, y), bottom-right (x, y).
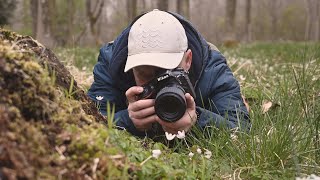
top-left (0, 29), bottom-right (135, 179)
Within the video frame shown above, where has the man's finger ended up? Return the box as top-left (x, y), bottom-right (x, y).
top-left (131, 106), bottom-right (155, 119)
top-left (185, 93), bottom-right (196, 110)
top-left (130, 99), bottom-right (155, 111)
top-left (126, 86), bottom-right (143, 103)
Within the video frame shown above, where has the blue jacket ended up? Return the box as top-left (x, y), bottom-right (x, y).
top-left (87, 12), bottom-right (250, 137)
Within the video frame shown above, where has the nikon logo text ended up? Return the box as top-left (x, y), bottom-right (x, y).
top-left (157, 75), bottom-right (169, 81)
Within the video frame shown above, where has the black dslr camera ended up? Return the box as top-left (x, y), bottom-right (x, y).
top-left (137, 67), bottom-right (196, 122)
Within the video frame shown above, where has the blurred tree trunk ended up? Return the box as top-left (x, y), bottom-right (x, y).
top-left (316, 0), bottom-right (320, 41)
top-left (30, 0), bottom-right (40, 38)
top-left (305, 0), bottom-right (319, 41)
top-left (127, 0), bottom-right (137, 22)
top-left (270, 0), bottom-right (280, 41)
top-left (42, 0), bottom-right (53, 36)
top-left (141, 0), bottom-right (146, 10)
top-left (67, 0), bottom-right (75, 43)
top-left (177, 0), bottom-right (190, 19)
top-left (225, 0), bottom-right (237, 41)
top-left (86, 0), bottom-right (104, 45)
top-left (244, 0), bottom-right (251, 42)
top-left (157, 0), bottom-right (168, 11)
top-left (30, 0), bottom-right (57, 46)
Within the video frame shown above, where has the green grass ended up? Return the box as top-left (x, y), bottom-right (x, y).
top-left (60, 42), bottom-right (320, 179)
top-left (53, 46), bottom-right (99, 72)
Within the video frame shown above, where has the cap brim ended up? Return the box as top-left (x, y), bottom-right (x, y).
top-left (124, 52), bottom-right (184, 72)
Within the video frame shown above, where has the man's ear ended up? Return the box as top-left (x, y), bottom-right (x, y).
top-left (185, 49), bottom-right (192, 71)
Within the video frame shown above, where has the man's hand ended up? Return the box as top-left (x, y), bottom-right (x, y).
top-left (126, 86), bottom-right (158, 132)
top-left (156, 93), bottom-right (197, 134)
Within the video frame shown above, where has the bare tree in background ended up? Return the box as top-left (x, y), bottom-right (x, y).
top-left (30, 0), bottom-right (55, 46)
top-left (269, 0), bottom-right (281, 41)
top-left (66, 0), bottom-right (75, 43)
top-left (306, 0), bottom-right (320, 41)
top-left (30, 0), bottom-right (39, 38)
top-left (127, 0), bottom-right (137, 22)
top-left (177, 0), bottom-right (190, 19)
top-left (42, 0), bottom-right (55, 36)
top-left (244, 0), bottom-right (251, 42)
top-left (225, 0), bottom-right (237, 41)
top-left (157, 0), bottom-right (168, 11)
top-left (318, 0), bottom-right (320, 41)
top-left (86, 0), bottom-right (104, 45)
top-left (19, 0), bottom-right (320, 46)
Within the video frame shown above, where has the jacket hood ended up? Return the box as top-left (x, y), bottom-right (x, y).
top-left (108, 11), bottom-right (211, 92)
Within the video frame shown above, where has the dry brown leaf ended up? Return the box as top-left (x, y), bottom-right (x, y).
top-left (262, 101), bottom-right (273, 114)
top-left (262, 101), bottom-right (280, 114)
top-left (242, 95), bottom-right (250, 112)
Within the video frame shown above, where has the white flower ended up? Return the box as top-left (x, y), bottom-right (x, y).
top-left (165, 132), bottom-right (176, 141)
top-left (204, 149), bottom-right (212, 159)
top-left (239, 75), bottom-right (246, 81)
top-left (152, 149), bottom-right (161, 159)
top-left (196, 148), bottom-right (202, 154)
top-left (188, 152), bottom-right (194, 158)
top-left (96, 96), bottom-right (104, 101)
top-left (176, 130), bottom-right (186, 139)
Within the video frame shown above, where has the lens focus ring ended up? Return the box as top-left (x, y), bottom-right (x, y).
top-left (155, 86), bottom-right (186, 122)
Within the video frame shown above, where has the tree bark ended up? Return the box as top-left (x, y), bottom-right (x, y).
top-left (177, 0), bottom-right (190, 19)
top-left (157, 0), bottom-right (168, 11)
top-left (86, 0), bottom-right (104, 45)
top-left (305, 0), bottom-right (318, 41)
top-left (127, 0), bottom-right (137, 22)
top-left (244, 0), bottom-right (251, 42)
top-left (35, 0), bottom-right (43, 40)
top-left (30, 0), bottom-right (38, 38)
top-left (225, 0), bottom-right (237, 41)
top-left (316, 0), bottom-right (320, 41)
top-left (270, 0), bottom-right (280, 41)
top-left (67, 0), bottom-right (75, 43)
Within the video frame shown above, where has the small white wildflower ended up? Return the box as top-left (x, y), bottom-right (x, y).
top-left (188, 152), bottom-right (194, 158)
top-left (96, 96), bottom-right (104, 101)
top-left (204, 149), bottom-right (212, 159)
top-left (176, 130), bottom-right (186, 139)
top-left (239, 75), bottom-right (246, 81)
top-left (152, 149), bottom-right (161, 159)
top-left (196, 148), bottom-right (202, 154)
top-left (165, 132), bottom-right (176, 141)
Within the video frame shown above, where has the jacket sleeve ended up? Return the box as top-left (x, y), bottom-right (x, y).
top-left (195, 52), bottom-right (250, 132)
top-left (87, 43), bottom-right (145, 136)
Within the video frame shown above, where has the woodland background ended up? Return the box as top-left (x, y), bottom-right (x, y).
top-left (1, 0), bottom-right (320, 48)
top-left (1, 1), bottom-right (320, 179)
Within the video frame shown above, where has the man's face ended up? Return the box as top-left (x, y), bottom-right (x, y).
top-left (132, 49), bottom-right (192, 86)
top-left (132, 66), bottom-right (163, 86)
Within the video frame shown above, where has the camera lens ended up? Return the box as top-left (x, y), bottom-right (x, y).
top-left (155, 86), bottom-right (186, 122)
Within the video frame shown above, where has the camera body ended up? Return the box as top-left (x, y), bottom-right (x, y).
top-left (137, 67), bottom-right (196, 122)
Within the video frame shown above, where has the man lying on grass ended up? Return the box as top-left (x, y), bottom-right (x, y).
top-left (87, 9), bottom-right (250, 138)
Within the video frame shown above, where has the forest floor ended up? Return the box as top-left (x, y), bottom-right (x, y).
top-left (1, 28), bottom-right (320, 179)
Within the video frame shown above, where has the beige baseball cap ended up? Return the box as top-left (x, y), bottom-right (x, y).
top-left (124, 9), bottom-right (188, 72)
